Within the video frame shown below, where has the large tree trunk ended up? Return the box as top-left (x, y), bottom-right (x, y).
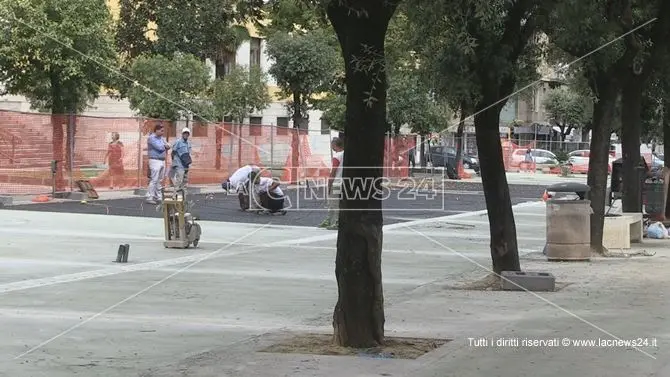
top-left (327, 0), bottom-right (398, 348)
top-left (620, 79), bottom-right (643, 213)
top-left (664, 97), bottom-right (670, 166)
top-left (664, 97), bottom-right (670, 218)
top-left (586, 79), bottom-right (618, 255)
top-left (474, 105), bottom-right (520, 273)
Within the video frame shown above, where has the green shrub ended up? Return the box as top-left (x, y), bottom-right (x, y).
top-left (554, 150), bottom-right (569, 163)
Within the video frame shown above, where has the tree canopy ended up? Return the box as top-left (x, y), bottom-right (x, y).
top-left (0, 0), bottom-right (118, 113)
top-left (209, 64), bottom-right (271, 123)
top-left (265, 28), bottom-right (339, 125)
top-left (543, 86), bottom-right (592, 140)
top-left (115, 0), bottom-right (264, 77)
top-left (127, 53), bottom-right (211, 121)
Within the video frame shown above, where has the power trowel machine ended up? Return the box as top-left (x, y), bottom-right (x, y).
top-left (161, 188), bottom-right (201, 249)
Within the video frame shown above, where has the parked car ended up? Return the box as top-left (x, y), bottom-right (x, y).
top-left (510, 148), bottom-right (558, 168)
top-left (426, 146), bottom-right (481, 175)
top-left (567, 150), bottom-right (615, 174)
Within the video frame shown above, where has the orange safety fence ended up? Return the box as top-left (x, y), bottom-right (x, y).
top-left (0, 109), bottom-right (418, 196)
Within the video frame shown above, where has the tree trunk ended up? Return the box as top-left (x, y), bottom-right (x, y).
top-left (664, 97), bottom-right (670, 218)
top-left (582, 127), bottom-right (590, 143)
top-left (561, 126), bottom-right (573, 141)
top-left (290, 93), bottom-right (302, 184)
top-left (664, 97), bottom-right (670, 167)
top-left (620, 79), bottom-right (643, 213)
top-left (454, 108), bottom-right (466, 171)
top-left (474, 105), bottom-right (520, 273)
top-left (586, 80), bottom-right (618, 255)
top-left (50, 72), bottom-right (66, 191)
top-left (419, 134), bottom-right (426, 167)
top-left (327, 0), bottom-right (398, 348)
top-left (215, 61), bottom-right (226, 79)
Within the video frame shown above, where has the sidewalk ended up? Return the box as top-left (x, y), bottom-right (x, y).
top-left (1, 200), bottom-right (667, 376)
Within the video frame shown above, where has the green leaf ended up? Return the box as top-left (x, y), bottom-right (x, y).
top-left (0, 0), bottom-right (120, 113)
top-left (127, 53), bottom-right (211, 120)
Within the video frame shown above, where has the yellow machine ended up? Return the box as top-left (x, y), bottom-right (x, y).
top-left (161, 188), bottom-right (201, 249)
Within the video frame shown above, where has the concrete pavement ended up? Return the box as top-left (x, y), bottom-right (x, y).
top-left (1, 197), bottom-right (668, 376)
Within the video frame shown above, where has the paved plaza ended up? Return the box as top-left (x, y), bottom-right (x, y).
top-left (1, 176), bottom-right (669, 376)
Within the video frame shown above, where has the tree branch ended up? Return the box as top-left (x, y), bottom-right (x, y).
top-left (640, 0), bottom-right (670, 78)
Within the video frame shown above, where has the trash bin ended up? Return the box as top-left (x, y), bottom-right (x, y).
top-left (611, 158), bottom-right (623, 194)
top-left (544, 182), bottom-right (592, 261)
top-left (644, 177), bottom-right (665, 215)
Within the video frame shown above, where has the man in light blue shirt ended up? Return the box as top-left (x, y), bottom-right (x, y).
top-left (169, 127), bottom-right (193, 193)
top-left (146, 124), bottom-right (170, 204)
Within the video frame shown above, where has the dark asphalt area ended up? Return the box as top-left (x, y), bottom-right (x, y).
top-left (3, 183), bottom-right (545, 227)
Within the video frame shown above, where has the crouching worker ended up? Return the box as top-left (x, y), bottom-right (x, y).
top-left (250, 171), bottom-right (286, 213)
top-left (222, 164), bottom-right (260, 211)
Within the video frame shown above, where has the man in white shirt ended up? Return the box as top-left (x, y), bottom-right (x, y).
top-left (222, 164), bottom-right (260, 210)
top-left (319, 137), bottom-right (344, 229)
top-left (222, 164), bottom-right (259, 192)
top-left (250, 172), bottom-right (285, 213)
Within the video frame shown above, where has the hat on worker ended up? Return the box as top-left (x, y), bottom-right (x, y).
top-left (181, 127), bottom-right (190, 134)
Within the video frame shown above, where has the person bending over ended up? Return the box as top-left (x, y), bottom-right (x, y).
top-left (250, 172), bottom-right (285, 213)
top-left (222, 164), bottom-right (260, 210)
top-left (222, 164), bottom-right (260, 192)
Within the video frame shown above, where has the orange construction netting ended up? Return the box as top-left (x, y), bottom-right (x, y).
top-left (0, 110), bottom-right (418, 196)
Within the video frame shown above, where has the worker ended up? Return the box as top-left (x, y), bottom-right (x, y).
top-left (249, 170), bottom-right (285, 213)
top-left (222, 164), bottom-right (260, 210)
top-left (222, 164), bottom-right (260, 192)
top-left (168, 127), bottom-right (193, 193)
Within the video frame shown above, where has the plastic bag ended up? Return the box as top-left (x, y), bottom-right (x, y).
top-left (646, 222), bottom-right (669, 239)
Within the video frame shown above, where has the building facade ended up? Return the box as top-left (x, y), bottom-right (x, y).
top-left (0, 0), bottom-right (329, 135)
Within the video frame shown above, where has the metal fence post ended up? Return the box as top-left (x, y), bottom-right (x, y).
top-left (68, 112), bottom-right (75, 191)
top-left (137, 117), bottom-right (143, 190)
top-left (227, 122), bottom-right (235, 175)
top-left (270, 122), bottom-right (274, 169)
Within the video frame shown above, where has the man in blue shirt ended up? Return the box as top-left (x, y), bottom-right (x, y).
top-left (146, 124), bottom-right (170, 204)
top-left (169, 127), bottom-right (193, 193)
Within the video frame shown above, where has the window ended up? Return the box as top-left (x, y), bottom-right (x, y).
top-left (249, 116), bottom-right (263, 136)
top-left (276, 117), bottom-right (289, 136)
top-left (320, 118), bottom-right (330, 135)
top-left (249, 38), bottom-right (262, 67)
top-left (222, 116), bottom-right (234, 133)
top-left (192, 121), bottom-right (208, 137)
top-left (166, 123), bottom-right (176, 138)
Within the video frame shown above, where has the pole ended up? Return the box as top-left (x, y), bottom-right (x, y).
top-left (137, 117), bottom-right (142, 190)
top-left (270, 122), bottom-right (274, 170)
top-left (237, 122), bottom-right (242, 168)
top-left (68, 112), bottom-right (75, 191)
top-left (227, 121), bottom-right (234, 176)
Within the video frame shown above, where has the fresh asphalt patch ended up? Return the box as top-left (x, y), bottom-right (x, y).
top-left (3, 183), bottom-right (545, 227)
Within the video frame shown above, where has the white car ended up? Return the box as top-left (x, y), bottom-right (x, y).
top-left (511, 148), bottom-right (558, 167)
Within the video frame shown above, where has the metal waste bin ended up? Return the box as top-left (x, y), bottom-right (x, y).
top-left (644, 177), bottom-right (665, 215)
top-left (545, 182), bottom-right (592, 261)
